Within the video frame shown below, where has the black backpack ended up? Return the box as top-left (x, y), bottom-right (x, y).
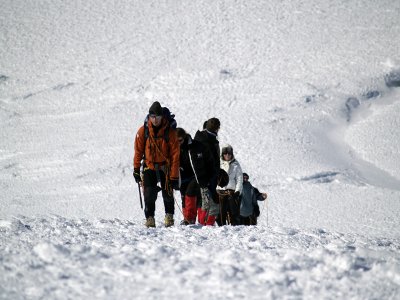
top-left (217, 168), bottom-right (229, 188)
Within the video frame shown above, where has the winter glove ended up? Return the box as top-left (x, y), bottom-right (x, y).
top-left (170, 179), bottom-right (180, 190)
top-left (133, 168), bottom-right (141, 183)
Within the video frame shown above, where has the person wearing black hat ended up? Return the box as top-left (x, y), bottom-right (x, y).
top-left (240, 172), bottom-right (268, 225)
top-left (133, 101), bottom-right (180, 228)
top-left (194, 117), bottom-right (221, 224)
top-left (176, 128), bottom-right (216, 225)
top-left (195, 118), bottom-right (220, 170)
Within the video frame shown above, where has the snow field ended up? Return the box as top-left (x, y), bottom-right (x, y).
top-left (1, 216), bottom-right (399, 299)
top-left (1, 0), bottom-right (400, 299)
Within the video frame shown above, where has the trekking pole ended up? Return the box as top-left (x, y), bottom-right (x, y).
top-left (173, 190), bottom-right (184, 217)
top-left (138, 183), bottom-right (143, 209)
top-left (266, 196), bottom-right (269, 227)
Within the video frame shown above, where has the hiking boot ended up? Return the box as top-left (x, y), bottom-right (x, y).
top-left (145, 216), bottom-right (156, 228)
top-left (181, 220), bottom-right (193, 226)
top-left (180, 219), bottom-right (190, 226)
top-left (164, 214), bottom-right (174, 227)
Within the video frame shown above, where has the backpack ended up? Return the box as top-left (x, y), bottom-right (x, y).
top-left (217, 168), bottom-right (229, 188)
top-left (144, 106), bottom-right (177, 143)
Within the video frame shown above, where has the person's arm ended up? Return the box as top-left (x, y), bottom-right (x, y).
top-left (235, 163), bottom-right (243, 194)
top-left (168, 130), bottom-right (180, 180)
top-left (133, 126), bottom-right (145, 170)
top-left (254, 187), bottom-right (267, 201)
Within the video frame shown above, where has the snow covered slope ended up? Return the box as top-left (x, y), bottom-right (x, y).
top-left (1, 0), bottom-right (400, 299)
top-left (1, 216), bottom-right (399, 299)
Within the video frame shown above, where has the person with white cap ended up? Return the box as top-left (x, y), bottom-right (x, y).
top-left (216, 144), bottom-right (243, 226)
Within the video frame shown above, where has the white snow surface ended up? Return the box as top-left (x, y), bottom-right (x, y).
top-left (1, 0), bottom-right (400, 299)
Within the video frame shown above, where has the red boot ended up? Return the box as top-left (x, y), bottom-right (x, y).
top-left (205, 215), bottom-right (216, 226)
top-left (197, 208), bottom-right (215, 226)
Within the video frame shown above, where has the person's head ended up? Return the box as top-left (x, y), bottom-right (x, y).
top-left (243, 172), bottom-right (249, 182)
top-left (203, 120), bottom-right (208, 129)
top-left (148, 101), bottom-right (163, 127)
top-left (206, 117), bottom-right (220, 134)
top-left (221, 144), bottom-right (233, 161)
top-left (176, 127), bottom-right (187, 145)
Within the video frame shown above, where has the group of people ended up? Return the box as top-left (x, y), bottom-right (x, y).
top-left (133, 101), bottom-right (267, 228)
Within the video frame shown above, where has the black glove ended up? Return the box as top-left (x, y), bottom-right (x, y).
top-left (133, 168), bottom-right (141, 183)
top-left (170, 179), bottom-right (180, 190)
top-left (233, 191), bottom-right (240, 200)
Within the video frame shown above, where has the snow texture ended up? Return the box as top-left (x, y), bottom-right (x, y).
top-left (1, 0), bottom-right (400, 299)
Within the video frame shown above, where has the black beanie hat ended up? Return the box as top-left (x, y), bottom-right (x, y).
top-left (176, 127), bottom-right (187, 139)
top-left (243, 173), bottom-right (249, 179)
top-left (206, 117), bottom-right (220, 133)
top-left (149, 101), bottom-right (162, 116)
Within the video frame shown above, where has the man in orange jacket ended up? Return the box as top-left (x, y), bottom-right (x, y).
top-left (133, 101), bottom-right (180, 228)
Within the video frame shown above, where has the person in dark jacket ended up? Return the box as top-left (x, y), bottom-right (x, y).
top-left (194, 118), bottom-right (220, 172)
top-left (194, 118), bottom-right (221, 225)
top-left (176, 128), bottom-right (215, 225)
top-left (240, 172), bottom-right (268, 225)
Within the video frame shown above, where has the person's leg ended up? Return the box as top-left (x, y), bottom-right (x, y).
top-left (240, 216), bottom-right (251, 226)
top-left (249, 215), bottom-right (257, 225)
top-left (197, 208), bottom-right (206, 225)
top-left (159, 171), bottom-right (174, 215)
top-left (216, 194), bottom-right (228, 226)
top-left (228, 194), bottom-right (241, 226)
top-left (180, 182), bottom-right (189, 221)
top-left (159, 170), bottom-right (174, 227)
top-left (143, 169), bottom-right (158, 219)
top-left (185, 179), bottom-right (199, 223)
top-left (205, 215), bottom-right (216, 225)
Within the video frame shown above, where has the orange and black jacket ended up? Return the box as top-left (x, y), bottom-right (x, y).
top-left (134, 118), bottom-right (180, 180)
